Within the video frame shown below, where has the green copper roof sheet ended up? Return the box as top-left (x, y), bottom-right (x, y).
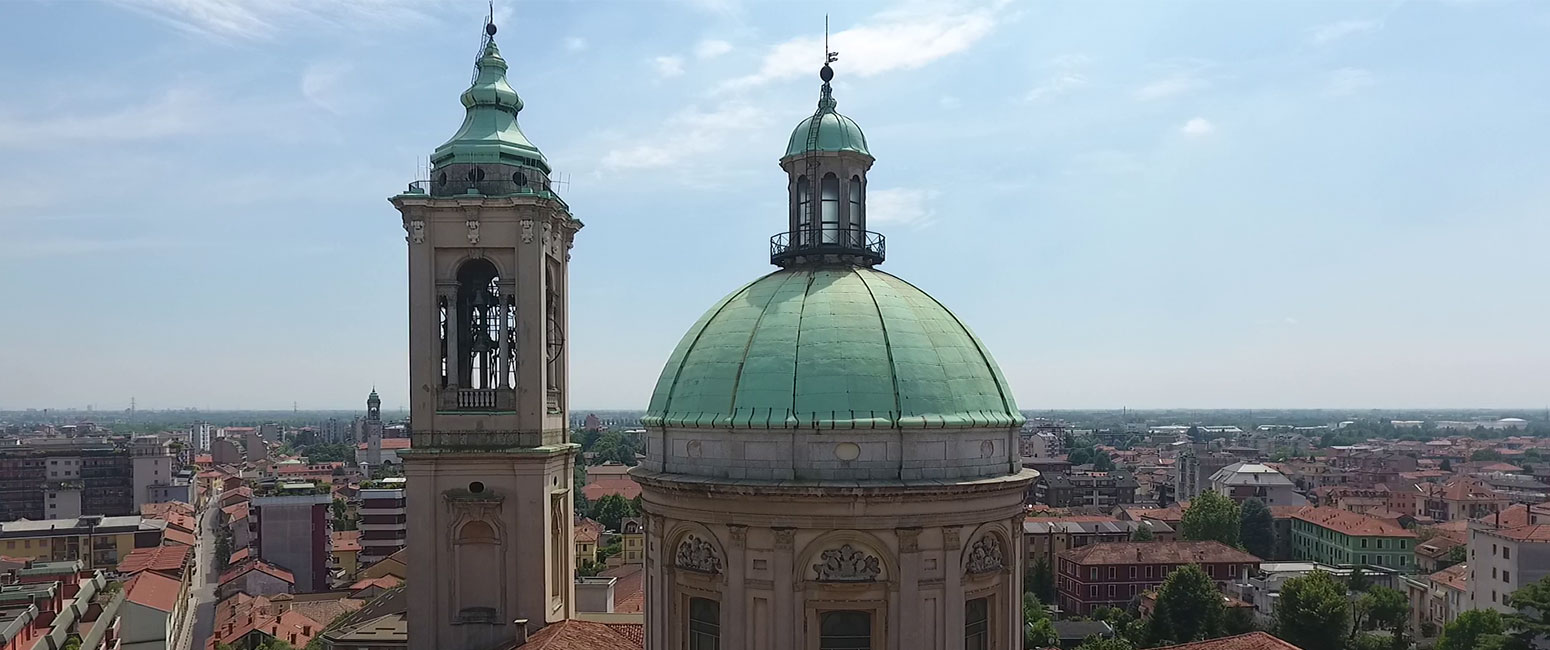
top-left (644, 266), bottom-right (1022, 430)
top-left (432, 39), bottom-right (547, 168)
top-left (784, 87), bottom-right (871, 159)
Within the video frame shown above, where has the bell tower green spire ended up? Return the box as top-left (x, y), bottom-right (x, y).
top-left (425, 19), bottom-right (556, 198)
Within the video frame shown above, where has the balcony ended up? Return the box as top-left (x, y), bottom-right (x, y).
top-left (359, 507), bottom-right (406, 517)
top-left (358, 521), bottom-right (406, 532)
top-left (770, 227), bottom-right (885, 266)
top-left (401, 175), bottom-right (564, 201)
top-left (440, 388), bottom-right (515, 412)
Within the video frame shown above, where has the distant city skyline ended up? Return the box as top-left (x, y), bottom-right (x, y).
top-left (2, 0), bottom-right (1547, 411)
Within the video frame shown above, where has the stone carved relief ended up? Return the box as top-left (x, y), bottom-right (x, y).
top-left (728, 525), bottom-right (747, 547)
top-left (965, 536), bottom-right (1004, 574)
top-left (675, 534), bottom-right (722, 574)
top-left (466, 219), bottom-right (481, 245)
top-left (813, 544), bottom-right (882, 582)
top-left (773, 528), bottom-right (795, 549)
top-left (897, 528), bottom-right (921, 554)
top-left (520, 220), bottom-right (534, 243)
top-left (944, 527), bottom-right (962, 550)
top-left (408, 220), bottom-right (426, 244)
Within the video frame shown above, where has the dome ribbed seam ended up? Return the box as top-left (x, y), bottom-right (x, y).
top-left (789, 271), bottom-right (817, 423)
top-left (725, 270), bottom-right (804, 420)
top-left (888, 272), bottom-right (1019, 419)
top-left (656, 275), bottom-right (768, 422)
top-left (852, 269), bottom-right (903, 428)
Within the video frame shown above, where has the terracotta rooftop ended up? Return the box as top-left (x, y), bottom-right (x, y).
top-left (1430, 563), bottom-right (1469, 592)
top-left (581, 476), bottom-right (641, 502)
top-left (574, 519), bottom-right (604, 545)
top-left (332, 530), bottom-right (361, 553)
top-left (220, 559), bottom-right (295, 586)
top-left (1293, 506), bottom-right (1416, 538)
top-left (599, 563), bottom-right (644, 614)
top-left (523, 619), bottom-right (645, 650)
top-left (118, 544), bottom-right (192, 576)
top-left (163, 527), bottom-right (198, 547)
top-left (1061, 541), bottom-right (1262, 566)
top-left (349, 576), bottom-right (403, 593)
top-left (1269, 506), bottom-right (1311, 519)
top-left (124, 570), bottom-right (182, 613)
top-left (229, 547), bottom-right (251, 566)
top-left (1152, 631), bottom-right (1304, 650)
top-left (1118, 505), bottom-right (1186, 523)
top-left (141, 501), bottom-right (195, 519)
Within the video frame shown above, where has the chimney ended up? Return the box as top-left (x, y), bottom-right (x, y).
top-left (512, 619), bottom-right (529, 647)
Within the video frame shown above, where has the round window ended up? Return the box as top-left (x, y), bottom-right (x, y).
top-left (468, 481), bottom-right (485, 494)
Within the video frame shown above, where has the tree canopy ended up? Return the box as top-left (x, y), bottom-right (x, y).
top-left (1239, 498), bottom-right (1276, 560)
top-left (1130, 523), bottom-right (1156, 542)
top-left (1146, 564), bottom-right (1225, 645)
top-left (587, 493), bottom-right (640, 531)
top-left (1027, 556), bottom-right (1055, 603)
top-left (1437, 609), bottom-right (1507, 650)
top-left (1274, 571), bottom-right (1351, 650)
top-left (1181, 490), bottom-right (1241, 547)
top-left (1505, 575), bottom-right (1550, 648)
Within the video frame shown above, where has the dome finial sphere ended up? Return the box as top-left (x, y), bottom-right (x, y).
top-left (819, 64), bottom-right (834, 82)
top-left (485, 22), bottom-right (497, 36)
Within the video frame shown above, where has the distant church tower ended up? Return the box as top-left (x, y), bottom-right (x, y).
top-left (363, 388), bottom-right (384, 466)
top-left (637, 60), bottom-right (1035, 649)
top-left (392, 19), bottom-right (582, 650)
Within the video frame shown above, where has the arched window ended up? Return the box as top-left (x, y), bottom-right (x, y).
top-left (455, 520), bottom-right (500, 618)
top-left (821, 173), bottom-right (840, 244)
top-left (819, 610), bottom-right (871, 650)
top-left (688, 597), bottom-right (720, 650)
top-left (455, 260), bottom-right (503, 390)
top-left (848, 175), bottom-right (864, 247)
top-left (796, 176), bottom-right (812, 245)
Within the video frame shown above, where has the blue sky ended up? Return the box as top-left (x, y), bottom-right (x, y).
top-left (1, 0), bottom-right (1547, 411)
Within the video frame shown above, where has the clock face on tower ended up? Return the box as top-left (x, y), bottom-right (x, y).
top-left (546, 297), bottom-right (564, 362)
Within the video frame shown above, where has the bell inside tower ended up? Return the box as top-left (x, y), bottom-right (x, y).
top-left (448, 259), bottom-right (515, 391)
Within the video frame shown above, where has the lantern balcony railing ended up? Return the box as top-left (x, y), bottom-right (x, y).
top-left (770, 227), bottom-right (885, 266)
top-left (400, 177), bottom-right (565, 202)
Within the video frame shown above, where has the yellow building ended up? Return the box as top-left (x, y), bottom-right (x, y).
top-left (620, 517), bottom-right (644, 565)
top-left (0, 515), bottom-right (165, 571)
top-left (574, 519), bottom-right (603, 569)
top-left (331, 530), bottom-right (362, 583)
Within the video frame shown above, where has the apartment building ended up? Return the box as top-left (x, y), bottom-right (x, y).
top-left (1025, 517), bottom-right (1176, 569)
top-left (1056, 541), bottom-right (1260, 616)
top-left (0, 515), bottom-right (166, 571)
top-left (356, 478), bottom-right (407, 568)
top-left (252, 485), bottom-right (333, 593)
top-left (1290, 506), bottom-right (1416, 570)
top-left (1467, 503), bottom-right (1550, 613)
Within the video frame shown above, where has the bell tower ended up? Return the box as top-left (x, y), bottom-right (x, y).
top-left (392, 19), bottom-right (582, 650)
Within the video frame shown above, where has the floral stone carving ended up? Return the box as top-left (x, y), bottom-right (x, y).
top-left (965, 536), bottom-right (1004, 574)
top-left (813, 544), bottom-right (882, 582)
top-left (675, 534), bottom-right (722, 574)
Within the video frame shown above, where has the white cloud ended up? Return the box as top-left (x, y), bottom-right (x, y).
top-left (866, 188), bottom-right (939, 228)
top-left (564, 37), bottom-right (588, 52)
top-left (1135, 72), bottom-right (1206, 101)
top-left (1311, 19), bottom-right (1380, 45)
top-left (0, 88), bottom-right (209, 148)
top-left (695, 39), bottom-right (733, 60)
top-left (724, 1), bottom-right (1005, 90)
top-left (1326, 67), bottom-right (1375, 96)
top-left (102, 0), bottom-right (431, 40)
top-left (601, 102), bottom-right (773, 171)
top-left (1025, 54), bottom-right (1089, 102)
top-left (653, 56), bottom-right (686, 78)
top-left (301, 61), bottom-right (353, 115)
top-left (1180, 117), bottom-right (1214, 136)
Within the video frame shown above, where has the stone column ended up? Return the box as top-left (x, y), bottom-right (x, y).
top-left (896, 528), bottom-right (922, 650)
top-left (773, 528), bottom-right (795, 650)
top-left (727, 525), bottom-right (748, 650)
top-left (646, 514), bottom-right (668, 650)
top-left (443, 288), bottom-right (461, 389)
top-left (944, 526), bottom-right (964, 650)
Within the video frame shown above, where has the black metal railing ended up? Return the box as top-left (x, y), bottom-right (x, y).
top-left (770, 227), bottom-right (885, 265)
top-left (402, 178), bottom-right (563, 200)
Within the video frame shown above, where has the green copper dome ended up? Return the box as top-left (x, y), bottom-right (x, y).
top-left (644, 266), bottom-right (1022, 430)
top-left (783, 87), bottom-right (870, 159)
top-left (432, 38), bottom-right (549, 171)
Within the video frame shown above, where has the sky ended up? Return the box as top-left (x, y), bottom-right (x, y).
top-left (1, 0), bottom-right (1548, 412)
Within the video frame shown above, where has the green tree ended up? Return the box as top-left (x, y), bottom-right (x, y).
top-left (1240, 498), bottom-right (1276, 559)
top-left (1093, 452), bottom-right (1117, 472)
top-left (1027, 556), bottom-right (1055, 603)
top-left (1074, 636), bottom-right (1134, 650)
top-left (1181, 490), bottom-right (1241, 547)
top-left (1129, 523), bottom-right (1155, 542)
top-left (1437, 609), bottom-right (1507, 650)
top-left (1439, 459), bottom-right (1453, 472)
top-left (1024, 592), bottom-right (1056, 648)
top-left (1470, 449), bottom-right (1504, 462)
top-left (302, 443), bottom-right (354, 463)
top-left (1361, 587), bottom-right (1408, 633)
top-left (1505, 575), bottom-right (1550, 648)
top-left (1275, 571), bottom-right (1351, 650)
top-left (589, 493), bottom-right (636, 531)
top-left (1441, 545), bottom-right (1466, 568)
top-left (1146, 564), bottom-right (1225, 645)
top-left (1348, 567), bottom-right (1372, 592)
